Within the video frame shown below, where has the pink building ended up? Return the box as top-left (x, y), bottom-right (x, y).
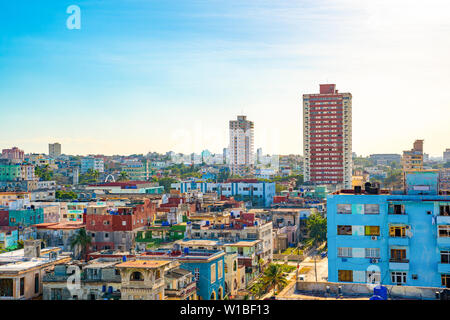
top-left (2, 147), bottom-right (24, 163)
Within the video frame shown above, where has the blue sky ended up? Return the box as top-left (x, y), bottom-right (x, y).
top-left (1, 0), bottom-right (449, 156)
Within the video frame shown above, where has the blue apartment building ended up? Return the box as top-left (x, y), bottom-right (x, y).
top-left (171, 180), bottom-right (276, 207)
top-left (327, 171), bottom-right (450, 288)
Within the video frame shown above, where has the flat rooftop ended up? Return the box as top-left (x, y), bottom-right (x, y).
top-left (116, 260), bottom-right (170, 269)
top-left (177, 239), bottom-right (219, 246)
top-left (224, 240), bottom-right (262, 247)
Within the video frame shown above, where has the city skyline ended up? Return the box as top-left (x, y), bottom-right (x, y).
top-left (1, 0), bottom-right (450, 156)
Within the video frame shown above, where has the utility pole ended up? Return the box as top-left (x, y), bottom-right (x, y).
top-left (314, 254), bottom-right (318, 282)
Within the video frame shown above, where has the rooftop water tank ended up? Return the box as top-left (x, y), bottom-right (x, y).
top-left (122, 256), bottom-right (127, 262)
top-left (184, 247), bottom-right (189, 254)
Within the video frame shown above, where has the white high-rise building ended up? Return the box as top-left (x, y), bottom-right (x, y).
top-left (229, 115), bottom-right (254, 176)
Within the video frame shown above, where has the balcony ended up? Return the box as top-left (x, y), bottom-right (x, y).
top-left (436, 216), bottom-right (450, 225)
top-left (388, 237), bottom-right (409, 246)
top-left (438, 263), bottom-right (450, 274)
top-left (165, 282), bottom-right (196, 299)
top-left (389, 259), bottom-right (410, 271)
top-left (388, 214), bottom-right (409, 224)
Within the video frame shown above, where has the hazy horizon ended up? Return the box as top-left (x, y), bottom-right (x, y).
top-left (1, 0), bottom-right (449, 157)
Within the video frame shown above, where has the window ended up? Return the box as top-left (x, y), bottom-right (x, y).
top-left (20, 277), bottom-right (25, 296)
top-left (390, 249), bottom-right (407, 262)
top-left (365, 248), bottom-right (380, 258)
top-left (194, 268), bottom-right (200, 281)
top-left (218, 260), bottom-right (223, 279)
top-left (442, 274), bottom-right (450, 288)
top-left (364, 226), bottom-right (380, 236)
top-left (441, 251), bottom-right (450, 264)
top-left (0, 279), bottom-right (13, 297)
top-left (130, 272), bottom-right (144, 281)
top-left (338, 247), bottom-right (352, 257)
top-left (364, 204), bottom-right (379, 215)
top-left (211, 264), bottom-right (216, 283)
top-left (34, 274), bottom-right (39, 294)
top-left (338, 270), bottom-right (353, 282)
top-left (337, 225), bottom-right (352, 235)
top-left (440, 205), bottom-right (450, 216)
top-left (391, 272), bottom-right (407, 284)
top-left (439, 225), bottom-right (450, 238)
top-left (389, 226), bottom-right (406, 238)
top-left (389, 204), bottom-right (405, 215)
top-left (337, 204), bottom-right (351, 214)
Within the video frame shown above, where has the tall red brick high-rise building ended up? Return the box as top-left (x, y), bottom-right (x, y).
top-left (303, 84), bottom-right (352, 188)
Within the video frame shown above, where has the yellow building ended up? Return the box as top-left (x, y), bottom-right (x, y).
top-left (402, 140), bottom-right (424, 171)
top-left (0, 192), bottom-right (30, 207)
top-left (351, 174), bottom-right (369, 188)
top-left (188, 212), bottom-right (231, 225)
top-left (116, 259), bottom-right (171, 300)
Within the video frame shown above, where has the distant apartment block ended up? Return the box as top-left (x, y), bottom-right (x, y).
top-left (369, 154), bottom-right (402, 166)
top-left (1, 147), bottom-right (24, 164)
top-left (303, 84), bottom-right (352, 189)
top-left (48, 143), bottom-right (61, 158)
top-left (123, 160), bottom-right (151, 181)
top-left (81, 157), bottom-right (104, 174)
top-left (444, 149), bottom-right (450, 163)
top-left (402, 140), bottom-right (424, 172)
top-left (327, 171), bottom-right (450, 288)
top-left (229, 115), bottom-right (254, 176)
top-left (171, 179), bottom-right (275, 207)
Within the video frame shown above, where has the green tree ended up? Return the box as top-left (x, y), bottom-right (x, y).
top-left (55, 190), bottom-right (78, 200)
top-left (306, 213), bottom-right (327, 246)
top-left (35, 164), bottom-right (53, 181)
top-left (384, 168), bottom-right (403, 188)
top-left (262, 263), bottom-right (288, 295)
top-left (249, 281), bottom-right (267, 299)
top-left (79, 169), bottom-right (100, 184)
top-left (70, 229), bottom-right (92, 260)
top-left (157, 177), bottom-right (177, 193)
top-left (117, 171), bottom-right (129, 181)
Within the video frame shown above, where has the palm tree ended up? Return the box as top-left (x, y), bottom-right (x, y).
top-left (249, 281), bottom-right (267, 299)
top-left (118, 171), bottom-right (129, 182)
top-left (92, 170), bottom-right (99, 182)
top-left (70, 229), bottom-right (91, 260)
top-left (262, 264), bottom-right (288, 295)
